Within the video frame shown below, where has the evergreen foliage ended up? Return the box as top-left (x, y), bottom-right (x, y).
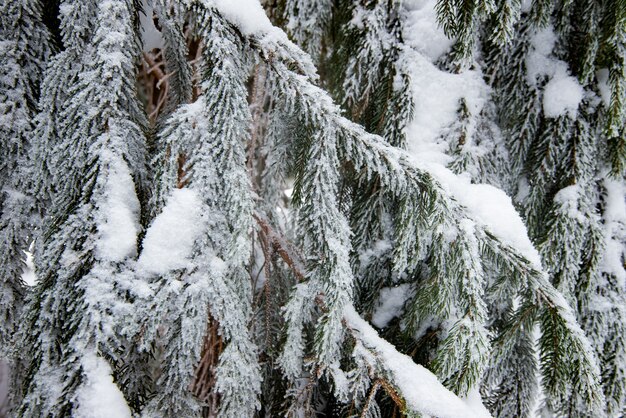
top-left (479, 1), bottom-right (626, 415)
top-left (0, 0), bottom-right (623, 417)
top-left (18, 0), bottom-right (148, 415)
top-left (0, 0), bottom-right (51, 407)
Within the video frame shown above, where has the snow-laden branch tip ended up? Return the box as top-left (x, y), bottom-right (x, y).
top-left (344, 305), bottom-right (492, 418)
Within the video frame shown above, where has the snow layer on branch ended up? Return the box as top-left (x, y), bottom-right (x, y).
top-left (602, 178), bottom-right (626, 286)
top-left (553, 185), bottom-right (587, 223)
top-left (453, 180), bottom-right (541, 267)
top-left (213, 0), bottom-right (273, 35)
top-left (543, 75), bottom-right (584, 118)
top-left (464, 388), bottom-right (493, 418)
top-left (596, 69), bottom-right (611, 107)
top-left (403, 53), bottom-right (486, 165)
top-left (521, 0), bottom-right (533, 12)
top-left (138, 188), bottom-right (206, 275)
top-left (74, 352), bottom-right (131, 418)
top-left (604, 179), bottom-right (626, 225)
top-left (526, 27), bottom-right (560, 81)
top-left (21, 250), bottom-right (37, 286)
top-left (211, 0), bottom-right (321, 82)
top-left (525, 26), bottom-right (584, 118)
top-left (371, 284), bottom-right (411, 328)
top-left (400, 0), bottom-right (484, 150)
top-left (410, 153), bottom-right (542, 269)
top-left (344, 306), bottom-right (492, 418)
top-left (96, 153), bottom-right (141, 262)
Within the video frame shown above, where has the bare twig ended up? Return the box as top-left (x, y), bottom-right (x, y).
top-left (190, 314), bottom-right (222, 414)
top-left (142, 51), bottom-right (170, 122)
top-left (251, 214), bottom-right (409, 414)
top-left (252, 212), bottom-right (306, 281)
top-left (360, 380), bottom-right (381, 418)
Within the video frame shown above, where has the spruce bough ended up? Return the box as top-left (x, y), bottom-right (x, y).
top-left (0, 0), bottom-right (621, 417)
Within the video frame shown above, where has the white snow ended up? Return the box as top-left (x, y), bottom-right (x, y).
top-left (543, 75), bottom-right (584, 118)
top-left (553, 184), bottom-right (586, 223)
top-left (74, 352), bottom-right (132, 418)
top-left (526, 27), bottom-right (559, 82)
top-left (553, 184), bottom-right (579, 203)
top-left (462, 387), bottom-right (493, 418)
top-left (213, 0), bottom-right (273, 35)
top-left (601, 178), bottom-right (626, 287)
top-left (21, 250), bottom-right (37, 287)
top-left (371, 284), bottom-right (412, 328)
top-left (604, 178), bottom-right (626, 224)
top-left (515, 176), bottom-right (531, 204)
top-left (96, 155), bottom-right (141, 262)
top-left (404, 52), bottom-right (487, 165)
top-left (329, 362), bottom-right (350, 402)
top-left (401, 1), bottom-right (543, 268)
top-left (525, 26), bottom-right (584, 118)
top-left (409, 157), bottom-right (542, 268)
top-left (403, 0), bottom-right (455, 61)
top-left (345, 305), bottom-right (492, 418)
top-left (358, 239), bottom-right (392, 269)
top-left (400, 2), bottom-right (488, 164)
top-left (138, 188), bottom-right (206, 275)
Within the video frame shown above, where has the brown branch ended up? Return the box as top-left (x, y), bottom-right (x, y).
top-left (190, 313), bottom-right (222, 412)
top-left (143, 52), bottom-right (166, 80)
top-left (177, 153), bottom-right (189, 189)
top-left (252, 213), bottom-right (306, 281)
top-left (142, 51), bottom-right (169, 123)
top-left (360, 379), bottom-right (381, 418)
top-left (379, 379), bottom-right (406, 412)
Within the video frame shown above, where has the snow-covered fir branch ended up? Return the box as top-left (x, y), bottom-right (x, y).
top-left (0, 0), bottom-right (623, 417)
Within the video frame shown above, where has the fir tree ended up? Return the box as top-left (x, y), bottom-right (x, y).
top-left (281, 1), bottom-right (612, 416)
top-left (479, 1), bottom-right (626, 415)
top-left (137, 5), bottom-right (262, 416)
top-left (18, 0), bottom-right (148, 415)
top-left (3, 1), bottom-right (620, 417)
top-left (0, 0), bottom-right (51, 407)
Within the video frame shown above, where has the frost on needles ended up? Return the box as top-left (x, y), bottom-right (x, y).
top-left (0, 0), bottom-right (51, 369)
top-left (0, 0), bottom-right (623, 418)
